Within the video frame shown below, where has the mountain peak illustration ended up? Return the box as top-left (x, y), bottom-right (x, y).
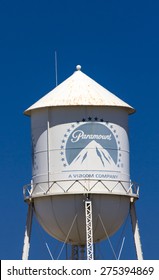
top-left (68, 140), bottom-right (116, 170)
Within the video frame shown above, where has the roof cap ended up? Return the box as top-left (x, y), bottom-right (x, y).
top-left (24, 66), bottom-right (135, 116)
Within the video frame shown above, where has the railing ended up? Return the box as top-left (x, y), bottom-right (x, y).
top-left (23, 179), bottom-right (139, 201)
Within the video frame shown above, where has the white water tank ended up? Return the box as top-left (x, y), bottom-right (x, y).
top-left (24, 66), bottom-right (137, 245)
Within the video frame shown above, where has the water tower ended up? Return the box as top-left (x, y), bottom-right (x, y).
top-left (22, 65), bottom-right (143, 260)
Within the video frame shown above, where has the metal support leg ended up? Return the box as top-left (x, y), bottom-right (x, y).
top-left (71, 245), bottom-right (86, 260)
top-left (71, 245), bottom-right (79, 260)
top-left (130, 200), bottom-right (143, 260)
top-left (85, 200), bottom-right (94, 260)
top-left (22, 202), bottom-right (33, 260)
top-left (80, 245), bottom-right (85, 260)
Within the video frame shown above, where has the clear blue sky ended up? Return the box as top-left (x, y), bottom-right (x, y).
top-left (0, 0), bottom-right (159, 260)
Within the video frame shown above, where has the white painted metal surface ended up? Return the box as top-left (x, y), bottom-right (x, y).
top-left (130, 201), bottom-right (143, 260)
top-left (30, 106), bottom-right (131, 195)
top-left (24, 66), bottom-right (135, 116)
top-left (32, 194), bottom-right (130, 244)
top-left (22, 203), bottom-right (33, 260)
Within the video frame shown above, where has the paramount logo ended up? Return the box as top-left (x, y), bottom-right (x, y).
top-left (71, 129), bottom-right (112, 143)
top-left (68, 140), bottom-right (116, 169)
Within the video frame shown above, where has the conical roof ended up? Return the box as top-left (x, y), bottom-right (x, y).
top-left (24, 65), bottom-right (135, 116)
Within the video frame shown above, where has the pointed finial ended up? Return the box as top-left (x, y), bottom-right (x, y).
top-left (76, 65), bottom-right (81, 71)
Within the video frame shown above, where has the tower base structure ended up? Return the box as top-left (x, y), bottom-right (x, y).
top-left (22, 183), bottom-right (143, 260)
